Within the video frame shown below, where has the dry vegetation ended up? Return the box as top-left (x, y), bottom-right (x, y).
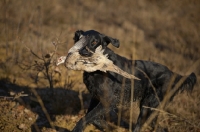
top-left (0, 0), bottom-right (200, 131)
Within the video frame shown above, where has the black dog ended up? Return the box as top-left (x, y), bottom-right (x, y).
top-left (71, 30), bottom-right (196, 132)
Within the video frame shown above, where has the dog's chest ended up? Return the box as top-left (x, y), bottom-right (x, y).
top-left (83, 71), bottom-right (134, 105)
top-left (83, 71), bottom-right (112, 95)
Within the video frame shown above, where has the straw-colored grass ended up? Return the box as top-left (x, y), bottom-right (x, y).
top-left (0, 0), bottom-right (199, 131)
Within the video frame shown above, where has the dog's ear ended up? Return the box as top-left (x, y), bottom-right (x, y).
top-left (73, 30), bottom-right (84, 43)
top-left (101, 34), bottom-right (120, 48)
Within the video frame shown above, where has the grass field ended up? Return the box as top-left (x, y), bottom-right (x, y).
top-left (0, 0), bottom-right (200, 131)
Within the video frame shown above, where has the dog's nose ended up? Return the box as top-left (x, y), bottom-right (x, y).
top-left (79, 48), bottom-right (92, 57)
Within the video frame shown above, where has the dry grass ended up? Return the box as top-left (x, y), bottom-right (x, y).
top-left (0, 0), bottom-right (199, 131)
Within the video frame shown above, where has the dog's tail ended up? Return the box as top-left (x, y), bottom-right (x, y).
top-left (173, 72), bottom-right (196, 95)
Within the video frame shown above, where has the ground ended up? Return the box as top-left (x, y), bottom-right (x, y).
top-left (0, 0), bottom-right (200, 131)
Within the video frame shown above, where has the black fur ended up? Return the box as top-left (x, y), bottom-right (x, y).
top-left (71, 30), bottom-right (197, 132)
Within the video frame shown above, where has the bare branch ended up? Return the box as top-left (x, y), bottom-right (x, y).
top-left (25, 46), bottom-right (43, 60)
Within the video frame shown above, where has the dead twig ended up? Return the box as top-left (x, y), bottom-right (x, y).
top-left (143, 105), bottom-right (200, 129)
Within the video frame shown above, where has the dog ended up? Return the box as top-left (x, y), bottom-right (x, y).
top-left (68, 30), bottom-right (197, 132)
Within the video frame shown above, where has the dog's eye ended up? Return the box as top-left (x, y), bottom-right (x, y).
top-left (92, 41), bottom-right (97, 45)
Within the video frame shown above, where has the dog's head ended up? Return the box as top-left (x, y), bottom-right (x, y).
top-left (73, 30), bottom-right (120, 57)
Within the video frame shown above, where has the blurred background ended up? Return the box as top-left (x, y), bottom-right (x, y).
top-left (0, 0), bottom-right (200, 131)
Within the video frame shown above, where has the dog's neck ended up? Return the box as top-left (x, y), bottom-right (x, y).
top-left (104, 47), bottom-right (132, 69)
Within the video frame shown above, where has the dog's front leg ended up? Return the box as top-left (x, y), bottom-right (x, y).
top-left (72, 103), bottom-right (111, 132)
